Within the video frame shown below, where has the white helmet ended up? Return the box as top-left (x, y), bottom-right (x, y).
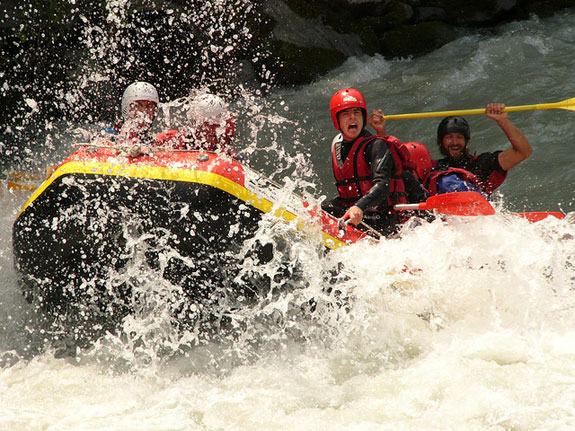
top-left (121, 81), bottom-right (159, 120)
top-left (188, 93), bottom-right (229, 125)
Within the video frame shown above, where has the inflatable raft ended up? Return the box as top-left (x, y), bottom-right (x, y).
top-left (11, 145), bottom-right (566, 343)
top-left (11, 146), bottom-right (372, 340)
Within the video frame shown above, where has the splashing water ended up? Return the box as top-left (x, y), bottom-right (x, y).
top-left (2, 6), bottom-right (575, 431)
top-left (1, 0), bottom-right (273, 172)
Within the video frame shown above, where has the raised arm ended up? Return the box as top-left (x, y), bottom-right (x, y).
top-left (369, 109), bottom-right (387, 136)
top-left (486, 103), bottom-right (533, 171)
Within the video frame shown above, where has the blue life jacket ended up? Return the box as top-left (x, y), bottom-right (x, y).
top-left (100, 125), bottom-right (120, 142)
top-left (436, 173), bottom-right (486, 197)
top-left (101, 126), bottom-right (119, 135)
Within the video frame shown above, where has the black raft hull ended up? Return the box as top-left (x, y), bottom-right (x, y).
top-left (12, 148), bottom-right (365, 341)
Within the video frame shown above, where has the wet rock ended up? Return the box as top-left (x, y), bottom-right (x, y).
top-left (382, 0), bottom-right (415, 28)
top-left (437, 0), bottom-right (518, 25)
top-left (262, 0), bottom-right (363, 85)
top-left (261, 0), bottom-right (575, 85)
top-left (266, 40), bottom-right (347, 86)
top-left (2, 0), bottom-right (575, 135)
top-left (265, 0), bottom-right (363, 57)
top-left (412, 7), bottom-right (448, 23)
top-left (379, 21), bottom-right (462, 58)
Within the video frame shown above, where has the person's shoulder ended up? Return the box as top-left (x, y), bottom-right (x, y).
top-left (469, 151), bottom-right (506, 175)
top-left (471, 150), bottom-right (502, 165)
top-left (473, 150), bottom-right (506, 171)
top-left (364, 133), bottom-right (401, 147)
top-left (432, 157), bottom-right (450, 171)
top-left (363, 134), bottom-right (386, 152)
top-left (379, 134), bottom-right (402, 143)
top-left (379, 135), bottom-right (405, 151)
top-left (473, 150), bottom-right (501, 158)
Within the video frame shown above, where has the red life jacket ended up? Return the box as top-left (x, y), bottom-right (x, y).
top-left (431, 155), bottom-right (506, 195)
top-left (424, 167), bottom-right (484, 196)
top-left (331, 134), bottom-right (408, 209)
top-left (155, 119), bottom-right (236, 157)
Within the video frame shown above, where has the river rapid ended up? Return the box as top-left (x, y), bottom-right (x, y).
top-left (2, 9), bottom-right (575, 431)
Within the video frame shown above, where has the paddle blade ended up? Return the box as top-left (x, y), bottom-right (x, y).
top-left (556, 97), bottom-right (575, 111)
top-left (3, 170), bottom-right (43, 193)
top-left (424, 192), bottom-right (496, 216)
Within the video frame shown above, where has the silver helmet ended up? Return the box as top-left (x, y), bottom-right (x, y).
top-left (188, 93), bottom-right (229, 125)
top-left (121, 81), bottom-right (159, 120)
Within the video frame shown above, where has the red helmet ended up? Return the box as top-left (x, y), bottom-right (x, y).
top-left (400, 142), bottom-right (432, 180)
top-left (329, 88), bottom-right (367, 130)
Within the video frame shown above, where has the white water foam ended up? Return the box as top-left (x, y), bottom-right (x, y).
top-left (2, 206), bottom-right (575, 430)
top-left (3, 6), bottom-right (575, 431)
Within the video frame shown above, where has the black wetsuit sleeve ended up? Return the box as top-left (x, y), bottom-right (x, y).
top-left (402, 171), bottom-right (429, 202)
top-left (354, 138), bottom-right (395, 211)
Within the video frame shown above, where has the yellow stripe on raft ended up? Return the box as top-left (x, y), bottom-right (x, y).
top-left (17, 161), bottom-right (348, 249)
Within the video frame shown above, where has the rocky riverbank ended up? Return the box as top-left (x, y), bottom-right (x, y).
top-left (263, 0), bottom-right (575, 86)
top-left (1, 0), bottom-right (574, 137)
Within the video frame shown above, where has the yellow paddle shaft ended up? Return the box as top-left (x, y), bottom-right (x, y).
top-left (383, 98), bottom-right (575, 120)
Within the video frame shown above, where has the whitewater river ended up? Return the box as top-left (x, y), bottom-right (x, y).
top-left (2, 9), bottom-right (575, 431)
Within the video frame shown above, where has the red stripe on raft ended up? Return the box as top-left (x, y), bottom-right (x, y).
top-left (511, 212), bottom-right (565, 222)
top-left (66, 148), bottom-right (246, 186)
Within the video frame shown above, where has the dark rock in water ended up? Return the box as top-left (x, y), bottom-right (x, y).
top-left (265, 40), bottom-right (347, 87)
top-left (263, 0), bottom-right (574, 84)
top-left (1, 0), bottom-right (574, 165)
top-left (379, 21), bottom-right (463, 58)
top-left (412, 7), bottom-right (448, 23)
top-left (265, 0), bottom-right (365, 57)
